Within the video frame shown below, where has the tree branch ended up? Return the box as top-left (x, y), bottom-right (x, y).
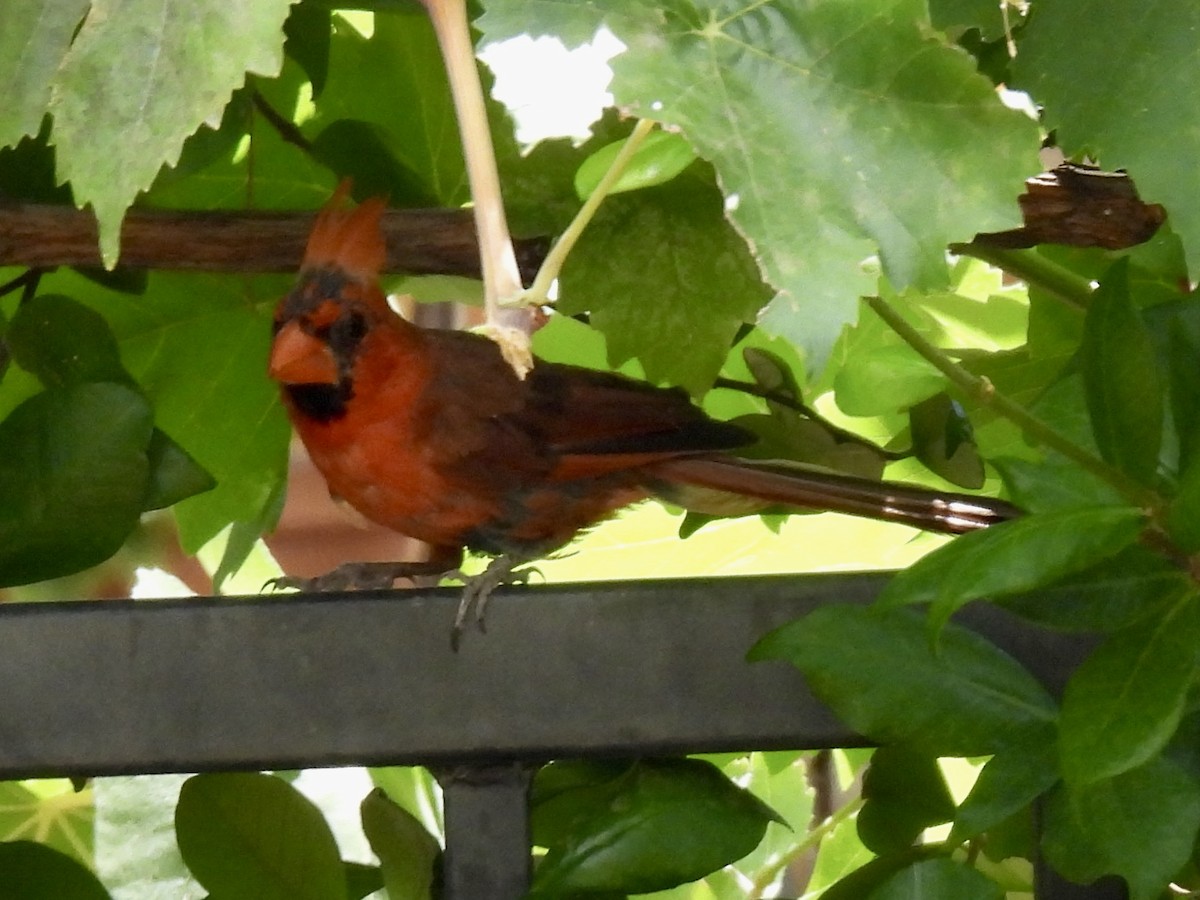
top-left (0, 203), bottom-right (548, 277)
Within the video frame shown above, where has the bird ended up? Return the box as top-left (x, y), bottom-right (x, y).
top-left (268, 184), bottom-right (1021, 642)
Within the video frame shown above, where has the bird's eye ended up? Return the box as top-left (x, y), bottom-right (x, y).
top-left (328, 311), bottom-right (369, 355)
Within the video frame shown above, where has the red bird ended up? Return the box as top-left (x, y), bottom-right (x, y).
top-left (269, 188), bottom-right (1018, 637)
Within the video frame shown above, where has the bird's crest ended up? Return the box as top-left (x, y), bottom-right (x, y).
top-left (302, 180), bottom-right (387, 284)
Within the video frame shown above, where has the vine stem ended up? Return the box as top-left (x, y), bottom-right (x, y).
top-left (518, 118), bottom-right (657, 307)
top-left (748, 795), bottom-right (865, 896)
top-left (862, 293), bottom-right (1157, 508)
top-left (950, 242), bottom-right (1093, 310)
top-left (420, 0), bottom-right (534, 371)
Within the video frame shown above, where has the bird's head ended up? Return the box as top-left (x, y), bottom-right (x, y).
top-left (270, 183), bottom-right (392, 418)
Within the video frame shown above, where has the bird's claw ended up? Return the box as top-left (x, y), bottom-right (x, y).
top-left (262, 561), bottom-right (451, 595)
top-left (448, 558), bottom-right (541, 650)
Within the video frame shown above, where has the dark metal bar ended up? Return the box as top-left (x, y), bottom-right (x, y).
top-left (0, 573), bottom-right (1112, 898)
top-left (0, 573), bottom-right (1094, 779)
top-left (435, 764), bottom-right (534, 900)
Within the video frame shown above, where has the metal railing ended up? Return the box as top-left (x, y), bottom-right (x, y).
top-left (0, 573), bottom-right (1126, 899)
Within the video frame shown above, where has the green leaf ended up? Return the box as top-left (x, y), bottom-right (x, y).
top-left (344, 862), bottom-right (385, 900)
top-left (0, 122), bottom-right (73, 204)
top-left (529, 758), bottom-right (780, 896)
top-left (314, 12), bottom-right (466, 205)
top-left (751, 606), bottom-right (1057, 756)
top-left (284, 1), bottom-right (332, 97)
top-left (0, 0), bottom-right (90, 148)
top-left (559, 167), bottom-right (772, 393)
top-left (995, 545), bottom-right (1190, 632)
top-left (94, 774), bottom-right (204, 897)
top-left (606, 0), bottom-right (1040, 367)
top-left (1058, 591), bottom-right (1200, 786)
top-left (1041, 757), bottom-right (1200, 900)
top-left (0, 841), bottom-right (113, 900)
top-left (908, 393), bottom-right (984, 489)
top-left (573, 129), bottom-right (698, 200)
top-left (834, 345), bottom-right (947, 416)
top-left (175, 772), bottom-right (347, 900)
top-left (62, 270), bottom-right (292, 552)
top-left (49, 0), bottom-right (297, 263)
top-left (1078, 259), bottom-right (1164, 486)
top-left (7, 292), bottom-right (215, 512)
top-left (819, 851), bottom-right (932, 900)
top-left (949, 739), bottom-right (1059, 844)
top-left (146, 59), bottom-right (330, 211)
top-left (1162, 303), bottom-right (1200, 472)
top-left (993, 456), bottom-right (1125, 514)
top-left (876, 506), bottom-right (1146, 638)
top-left (857, 747), bottom-right (955, 855)
top-left (867, 857), bottom-right (1003, 900)
top-left (0, 781), bottom-right (94, 867)
top-left (928, 0), bottom-right (1010, 41)
top-left (360, 788), bottom-right (439, 900)
top-left (7, 294), bottom-right (128, 387)
top-left (143, 429), bottom-right (216, 511)
top-left (0, 382), bottom-right (152, 586)
top-left (1011, 3), bottom-right (1200, 279)
top-left (310, 119), bottom-right (441, 207)
top-left (476, 2), bottom-right (614, 48)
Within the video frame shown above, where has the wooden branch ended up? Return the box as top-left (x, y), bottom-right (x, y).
top-left (0, 203), bottom-right (549, 279)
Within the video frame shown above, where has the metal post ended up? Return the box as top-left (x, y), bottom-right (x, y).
top-left (436, 763), bottom-right (534, 900)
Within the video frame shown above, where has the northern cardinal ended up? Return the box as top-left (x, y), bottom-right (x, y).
top-left (269, 186), bottom-right (1020, 638)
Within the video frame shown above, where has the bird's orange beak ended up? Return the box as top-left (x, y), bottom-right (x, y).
top-left (269, 320), bottom-right (339, 385)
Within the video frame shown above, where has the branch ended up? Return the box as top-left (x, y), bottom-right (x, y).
top-left (0, 203), bottom-right (547, 277)
top-left (863, 293), bottom-right (1159, 509)
top-left (420, 0), bottom-right (534, 368)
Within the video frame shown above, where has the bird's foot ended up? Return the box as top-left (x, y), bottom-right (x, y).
top-left (264, 560), bottom-right (452, 593)
top-left (449, 556), bottom-right (541, 650)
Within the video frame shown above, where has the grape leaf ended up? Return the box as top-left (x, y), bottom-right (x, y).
top-left (606, 0), bottom-right (1040, 367)
top-left (49, 0), bottom-right (297, 263)
top-left (559, 166), bottom-right (772, 393)
top-left (928, 0), bottom-right (1009, 41)
top-left (313, 11), bottom-right (467, 205)
top-left (0, 0), bottom-right (90, 148)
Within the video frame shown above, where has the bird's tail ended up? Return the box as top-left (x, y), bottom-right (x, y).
top-left (302, 180), bottom-right (388, 283)
top-left (650, 456), bottom-right (1022, 534)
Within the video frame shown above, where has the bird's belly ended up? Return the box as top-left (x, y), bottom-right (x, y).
top-left (293, 418), bottom-right (500, 548)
